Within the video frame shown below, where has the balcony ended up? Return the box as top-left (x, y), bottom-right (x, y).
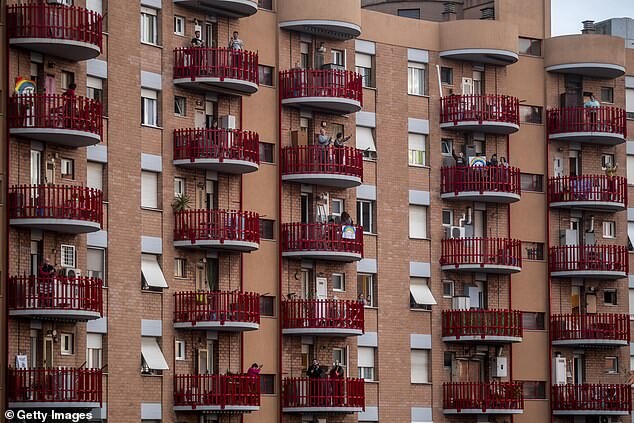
top-left (173, 47), bottom-right (258, 95)
top-left (443, 382), bottom-right (524, 415)
top-left (174, 374), bottom-right (260, 413)
top-left (9, 94), bottom-right (103, 147)
top-left (282, 377), bottom-right (364, 413)
top-left (440, 237), bottom-right (522, 274)
top-left (551, 384), bottom-right (631, 416)
top-left (9, 185), bottom-right (103, 234)
top-left (7, 4), bottom-right (102, 61)
top-left (281, 299), bottom-right (364, 337)
top-left (440, 95), bottom-right (519, 134)
top-left (440, 166), bottom-right (521, 203)
top-left (174, 291), bottom-right (260, 331)
top-left (442, 309), bottom-right (523, 343)
top-left (544, 35), bottom-right (626, 79)
top-left (281, 145), bottom-right (363, 188)
top-left (550, 313), bottom-right (629, 347)
top-left (277, 0), bottom-right (361, 40)
top-left (8, 368), bottom-right (102, 409)
top-left (173, 128), bottom-right (259, 174)
top-left (547, 107), bottom-right (627, 145)
top-left (549, 245), bottom-right (628, 279)
top-left (548, 175), bottom-right (626, 211)
top-left (172, 0), bottom-right (258, 18)
top-left (174, 209), bottom-right (260, 252)
top-left (282, 223), bottom-right (363, 262)
top-left (280, 69), bottom-right (363, 114)
top-left (8, 275), bottom-right (102, 321)
top-left (439, 20), bottom-right (519, 65)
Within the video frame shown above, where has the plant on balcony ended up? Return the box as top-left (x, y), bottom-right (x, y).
top-left (605, 163), bottom-right (618, 177)
top-left (171, 194), bottom-right (191, 212)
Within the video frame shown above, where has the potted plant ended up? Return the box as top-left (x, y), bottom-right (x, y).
top-left (171, 193), bottom-right (191, 212)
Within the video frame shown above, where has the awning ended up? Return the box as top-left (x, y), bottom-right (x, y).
top-left (141, 337), bottom-right (169, 370)
top-left (628, 222), bottom-right (634, 250)
top-left (410, 282), bottom-right (437, 305)
top-left (356, 126), bottom-right (376, 152)
top-left (141, 254), bottom-right (168, 288)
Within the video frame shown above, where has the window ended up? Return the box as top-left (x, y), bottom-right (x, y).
top-left (260, 295), bottom-right (276, 316)
top-left (410, 278), bottom-right (436, 310)
top-left (628, 155), bottom-right (634, 183)
top-left (358, 273), bottom-right (377, 307)
top-left (604, 289), bottom-right (617, 305)
top-left (442, 280), bottom-right (454, 298)
top-left (331, 49), bottom-right (344, 66)
top-left (87, 162), bottom-right (103, 191)
top-left (87, 247), bottom-right (106, 285)
top-left (357, 200), bottom-right (376, 234)
top-left (61, 245), bottom-right (76, 268)
top-left (520, 173), bottom-right (544, 192)
top-left (630, 288), bottom-right (634, 319)
top-left (141, 88), bottom-right (158, 126)
top-left (408, 133), bottom-right (426, 166)
top-left (522, 381), bottom-right (546, 399)
top-left (174, 15), bottom-right (185, 36)
top-left (86, 0), bottom-right (102, 15)
top-left (141, 171), bottom-right (159, 209)
top-left (175, 340), bottom-right (186, 360)
top-left (61, 333), bottom-right (74, 355)
top-left (61, 158), bottom-right (74, 179)
top-left (601, 154), bottom-right (615, 170)
top-left (355, 53), bottom-right (374, 88)
top-left (472, 70), bottom-right (483, 94)
top-left (605, 356), bottom-right (618, 374)
top-left (332, 348), bottom-right (347, 369)
top-left (409, 205), bottom-right (427, 239)
top-left (443, 352), bottom-right (454, 368)
top-left (522, 242), bottom-right (544, 260)
top-left (398, 8), bottom-right (420, 19)
top-left (332, 273), bottom-right (345, 291)
top-left (86, 76), bottom-right (104, 104)
top-left (603, 221), bottom-right (616, 238)
top-left (519, 105), bottom-right (543, 124)
top-left (259, 219), bottom-right (275, 240)
top-left (258, 0), bottom-right (273, 10)
top-left (358, 347), bottom-right (375, 381)
top-left (174, 258), bottom-right (186, 278)
top-left (356, 126), bottom-right (377, 160)
top-left (259, 65), bottom-right (274, 86)
top-left (141, 254), bottom-right (168, 290)
top-left (174, 96), bottom-right (186, 116)
top-left (442, 209), bottom-right (453, 227)
top-left (601, 87), bottom-right (614, 103)
top-left (440, 67), bottom-right (453, 85)
top-left (259, 142), bottom-right (275, 163)
top-left (86, 333), bottom-right (102, 369)
top-left (174, 177), bottom-right (185, 198)
top-left (410, 349), bottom-right (429, 383)
top-left (408, 62), bottom-right (426, 95)
top-left (522, 312), bottom-right (545, 330)
top-left (260, 374), bottom-right (276, 394)
top-left (518, 37), bottom-right (542, 56)
top-left (627, 88), bottom-right (634, 119)
top-left (629, 221), bottom-right (634, 251)
top-left (300, 42), bottom-right (310, 69)
top-left (61, 71), bottom-right (74, 90)
top-left (441, 139), bottom-right (453, 156)
top-left (331, 198), bottom-right (344, 219)
top-left (140, 7), bottom-right (159, 44)
top-left (141, 337), bottom-right (169, 374)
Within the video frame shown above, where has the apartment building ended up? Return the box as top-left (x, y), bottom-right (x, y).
top-left (1, 0), bottom-right (633, 422)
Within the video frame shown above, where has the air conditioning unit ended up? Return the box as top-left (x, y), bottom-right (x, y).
top-left (446, 225), bottom-right (466, 239)
top-left (490, 357), bottom-right (507, 378)
top-left (600, 417), bottom-right (618, 423)
top-left (47, 0), bottom-right (72, 5)
top-left (61, 268), bottom-right (81, 278)
top-left (452, 296), bottom-right (470, 310)
top-left (219, 115), bottom-right (236, 130)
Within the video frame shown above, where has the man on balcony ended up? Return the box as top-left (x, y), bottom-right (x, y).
top-left (583, 93), bottom-right (600, 131)
top-left (38, 258), bottom-right (56, 308)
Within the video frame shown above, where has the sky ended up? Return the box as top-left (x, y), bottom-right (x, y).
top-left (551, 0), bottom-right (634, 36)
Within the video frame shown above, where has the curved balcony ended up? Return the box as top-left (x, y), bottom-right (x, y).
top-left (552, 384), bottom-right (631, 416)
top-left (282, 223), bottom-right (363, 262)
top-left (549, 245), bottom-right (627, 279)
top-left (173, 0), bottom-right (258, 18)
top-left (9, 185), bottom-right (103, 234)
top-left (8, 275), bottom-right (102, 321)
top-left (277, 0), bottom-right (361, 40)
top-left (174, 209), bottom-right (260, 252)
top-left (545, 35), bottom-right (626, 79)
top-left (9, 94), bottom-right (103, 147)
top-left (281, 145), bottom-right (363, 188)
top-left (440, 95), bottom-right (519, 134)
top-left (174, 47), bottom-right (259, 95)
top-left (280, 69), bottom-right (362, 114)
top-left (8, 368), bottom-right (102, 409)
top-left (282, 377), bottom-right (364, 413)
top-left (7, 4), bottom-right (102, 61)
top-left (440, 166), bottom-right (521, 203)
top-left (442, 309), bottom-right (522, 343)
top-left (547, 107), bottom-right (626, 145)
top-left (439, 20), bottom-right (519, 65)
top-left (440, 237), bottom-right (522, 274)
top-left (174, 291), bottom-right (260, 331)
top-left (443, 382), bottom-right (524, 415)
top-left (173, 128), bottom-right (259, 174)
top-left (281, 299), bottom-right (364, 336)
top-left (548, 175), bottom-right (626, 211)
top-left (550, 313), bottom-right (629, 347)
top-left (174, 374), bottom-right (260, 413)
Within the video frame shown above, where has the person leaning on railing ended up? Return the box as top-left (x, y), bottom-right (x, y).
top-left (38, 258), bottom-right (56, 308)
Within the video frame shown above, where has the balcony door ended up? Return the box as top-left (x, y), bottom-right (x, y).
top-left (196, 341), bottom-right (216, 375)
top-left (467, 282), bottom-right (485, 310)
top-left (43, 335), bottom-right (53, 369)
top-left (194, 109), bottom-right (206, 129)
top-left (562, 74), bottom-right (583, 107)
top-left (569, 150), bottom-right (580, 177)
top-left (29, 329), bottom-right (40, 369)
top-left (572, 353), bottom-right (585, 384)
top-left (301, 268), bottom-right (314, 299)
top-left (456, 358), bottom-right (482, 382)
top-left (30, 150), bottom-right (41, 186)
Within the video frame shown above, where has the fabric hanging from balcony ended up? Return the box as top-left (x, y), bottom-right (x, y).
top-left (410, 280), bottom-right (437, 305)
top-left (141, 254), bottom-right (168, 288)
top-left (141, 337), bottom-right (169, 370)
top-left (356, 126), bottom-right (376, 153)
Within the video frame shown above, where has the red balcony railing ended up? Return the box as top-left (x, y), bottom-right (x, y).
top-left (550, 313), bottom-right (629, 343)
top-left (549, 245), bottom-right (628, 274)
top-left (8, 275), bottom-right (103, 316)
top-left (440, 238), bottom-right (522, 269)
top-left (279, 69), bottom-right (363, 104)
top-left (282, 377), bottom-right (365, 410)
top-left (442, 309), bottom-right (522, 340)
top-left (440, 94), bottom-right (520, 126)
top-left (443, 382), bottom-right (524, 412)
top-left (441, 166), bottom-right (521, 196)
top-left (174, 374), bottom-right (260, 409)
top-left (173, 47), bottom-right (259, 85)
top-left (174, 209), bottom-right (260, 245)
top-left (282, 223), bottom-right (363, 256)
top-left (548, 175), bottom-right (627, 206)
top-left (281, 145), bottom-right (363, 179)
top-left (9, 94), bottom-right (103, 139)
top-left (547, 107), bottom-right (627, 137)
top-left (7, 3), bottom-right (103, 50)
top-left (281, 299), bottom-right (364, 333)
top-left (552, 384), bottom-right (631, 413)
top-left (174, 291), bottom-right (260, 326)
top-left (8, 368), bottom-right (102, 405)
top-left (174, 128), bottom-right (259, 165)
top-left (9, 185), bottom-right (103, 225)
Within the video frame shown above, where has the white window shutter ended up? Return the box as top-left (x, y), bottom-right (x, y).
top-left (141, 171), bottom-right (158, 208)
top-left (409, 205), bottom-right (427, 238)
top-left (411, 349), bottom-right (429, 383)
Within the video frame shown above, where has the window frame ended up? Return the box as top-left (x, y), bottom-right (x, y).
top-left (141, 89), bottom-right (159, 127)
top-left (410, 349), bottom-right (430, 383)
top-left (259, 219), bottom-right (275, 240)
top-left (602, 221), bottom-right (616, 239)
top-left (61, 158), bottom-right (74, 179)
top-left (87, 161), bottom-right (104, 191)
top-left (140, 7), bottom-right (159, 45)
top-left (518, 37), bottom-right (542, 56)
top-left (174, 257), bottom-right (186, 278)
top-left (258, 65), bottom-right (275, 87)
top-left (604, 289), bottom-right (617, 306)
top-left (522, 312), bottom-right (546, 330)
top-left (357, 199), bottom-right (376, 234)
top-left (407, 62), bottom-right (426, 96)
top-left (61, 333), bottom-right (74, 356)
top-left (442, 280), bottom-right (454, 298)
top-left (175, 340), bottom-right (186, 360)
top-left (141, 171), bottom-right (159, 209)
top-left (332, 273), bottom-right (345, 292)
top-left (87, 247), bottom-right (106, 286)
top-left (601, 86), bottom-right (614, 104)
top-left (605, 356), bottom-right (618, 374)
top-left (173, 15), bottom-right (185, 36)
top-left (174, 96), bottom-right (186, 117)
top-left (520, 173), bottom-right (544, 192)
top-left (259, 142), bottom-right (275, 164)
top-left (61, 245), bottom-right (76, 268)
top-left (259, 295), bottom-right (276, 317)
top-left (519, 105), bottom-right (543, 124)
top-left (440, 67), bottom-right (453, 85)
top-left (408, 205), bottom-right (428, 239)
top-left (408, 133), bottom-right (426, 167)
top-left (357, 346), bottom-right (376, 381)
top-left (357, 273), bottom-right (377, 307)
top-left (398, 8), bottom-right (421, 19)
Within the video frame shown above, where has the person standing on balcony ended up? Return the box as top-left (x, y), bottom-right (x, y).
top-left (62, 83), bottom-right (76, 129)
top-left (317, 128), bottom-right (332, 171)
top-left (452, 149), bottom-right (467, 192)
top-left (584, 93), bottom-right (600, 131)
top-left (329, 361), bottom-right (345, 406)
top-left (307, 359), bottom-right (326, 406)
top-left (228, 31), bottom-right (244, 79)
top-left (315, 42), bottom-right (326, 69)
top-left (191, 30), bottom-right (204, 47)
top-left (333, 132), bottom-right (352, 168)
top-left (38, 258), bottom-right (56, 308)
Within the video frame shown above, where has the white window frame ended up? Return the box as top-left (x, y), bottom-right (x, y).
top-left (175, 340), bottom-right (186, 361)
top-left (409, 205), bottom-right (428, 239)
top-left (174, 96), bottom-right (186, 117)
top-left (628, 155), bottom-right (634, 184)
top-left (357, 200), bottom-right (375, 234)
top-left (61, 245), bottom-right (76, 268)
top-left (410, 349), bottom-right (429, 383)
top-left (331, 198), bottom-right (344, 218)
top-left (358, 273), bottom-right (376, 307)
top-left (601, 154), bottom-right (615, 170)
top-left (174, 15), bottom-right (185, 36)
top-left (174, 177), bottom-right (185, 197)
top-left (626, 88), bottom-right (634, 119)
top-left (332, 347), bottom-right (348, 375)
top-left (86, 0), bottom-right (102, 15)
top-left (602, 221), bottom-right (616, 239)
top-left (629, 288), bottom-right (634, 320)
top-left (141, 88), bottom-right (158, 127)
top-left (442, 280), bottom-right (455, 298)
top-left (141, 171), bottom-right (159, 209)
top-left (61, 158), bottom-right (74, 178)
top-left (331, 49), bottom-right (345, 67)
top-left (140, 7), bottom-right (159, 45)
top-left (357, 346), bottom-right (375, 381)
top-left (332, 273), bottom-right (345, 292)
top-left (407, 62), bottom-right (426, 96)
top-left (605, 356), bottom-right (618, 374)
top-left (61, 333), bottom-right (74, 356)
top-left (441, 139), bottom-right (453, 156)
top-left (408, 133), bottom-right (426, 166)
top-left (442, 209), bottom-right (453, 227)
top-left (87, 161), bottom-right (103, 191)
top-left (174, 257), bottom-right (186, 278)
top-left (87, 247), bottom-right (106, 284)
top-left (86, 333), bottom-right (103, 369)
top-left (355, 52), bottom-right (373, 88)
top-left (86, 76), bottom-right (104, 103)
